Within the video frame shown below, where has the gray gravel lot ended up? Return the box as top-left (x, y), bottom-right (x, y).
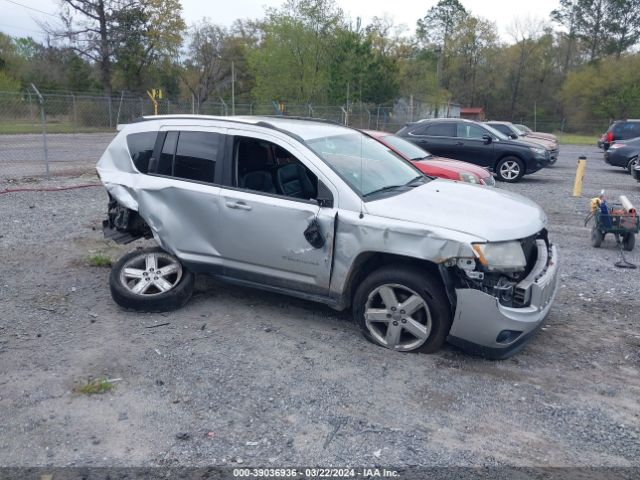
top-left (0, 144), bottom-right (639, 468)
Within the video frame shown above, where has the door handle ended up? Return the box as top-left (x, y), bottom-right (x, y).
top-left (225, 200), bottom-right (252, 211)
top-left (456, 141), bottom-right (464, 145)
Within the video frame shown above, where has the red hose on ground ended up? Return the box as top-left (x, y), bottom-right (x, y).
top-left (0, 184), bottom-right (102, 195)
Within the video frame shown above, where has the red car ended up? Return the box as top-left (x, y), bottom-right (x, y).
top-left (363, 130), bottom-right (495, 186)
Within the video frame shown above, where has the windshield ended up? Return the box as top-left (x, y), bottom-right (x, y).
top-left (306, 132), bottom-right (424, 196)
top-left (483, 124), bottom-right (509, 141)
top-left (381, 135), bottom-right (432, 160)
top-left (511, 124), bottom-right (527, 135)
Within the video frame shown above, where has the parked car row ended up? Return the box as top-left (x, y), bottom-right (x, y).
top-left (396, 118), bottom-right (558, 183)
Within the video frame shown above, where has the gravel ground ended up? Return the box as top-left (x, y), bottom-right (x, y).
top-left (0, 144), bottom-right (639, 468)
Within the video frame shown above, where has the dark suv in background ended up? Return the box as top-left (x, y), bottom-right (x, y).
top-left (396, 119), bottom-right (552, 182)
top-left (602, 120), bottom-right (640, 150)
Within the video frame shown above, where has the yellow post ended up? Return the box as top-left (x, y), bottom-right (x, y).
top-left (146, 89), bottom-right (159, 115)
top-left (572, 156), bottom-right (587, 197)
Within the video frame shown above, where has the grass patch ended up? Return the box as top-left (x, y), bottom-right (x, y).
top-left (0, 122), bottom-right (113, 134)
top-left (87, 254), bottom-right (112, 267)
top-left (73, 377), bottom-right (115, 395)
top-left (555, 132), bottom-right (598, 145)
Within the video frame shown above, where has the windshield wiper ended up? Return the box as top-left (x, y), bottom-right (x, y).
top-left (363, 184), bottom-right (406, 197)
top-left (405, 175), bottom-right (426, 186)
top-left (363, 176), bottom-right (426, 197)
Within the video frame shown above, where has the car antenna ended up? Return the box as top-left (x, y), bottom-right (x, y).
top-left (359, 132), bottom-right (364, 219)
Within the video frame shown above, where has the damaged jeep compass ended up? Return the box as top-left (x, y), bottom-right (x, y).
top-left (97, 115), bottom-right (559, 359)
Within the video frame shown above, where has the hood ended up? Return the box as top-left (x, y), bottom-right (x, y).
top-left (364, 179), bottom-right (547, 242)
top-left (528, 132), bottom-right (557, 142)
top-left (520, 135), bottom-right (557, 149)
top-left (414, 157), bottom-right (491, 180)
top-left (427, 157), bottom-right (492, 177)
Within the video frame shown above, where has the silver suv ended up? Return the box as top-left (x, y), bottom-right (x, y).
top-left (97, 115), bottom-right (559, 359)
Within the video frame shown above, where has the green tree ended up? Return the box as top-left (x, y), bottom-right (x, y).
top-left (247, 0), bottom-right (344, 104)
top-left (112, 0), bottom-right (185, 93)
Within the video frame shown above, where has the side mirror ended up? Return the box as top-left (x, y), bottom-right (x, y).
top-left (316, 180), bottom-right (334, 208)
top-left (482, 134), bottom-right (493, 145)
top-left (509, 133), bottom-right (518, 139)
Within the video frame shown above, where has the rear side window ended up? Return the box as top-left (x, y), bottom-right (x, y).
top-left (153, 131), bottom-right (220, 184)
top-left (174, 132), bottom-right (219, 183)
top-left (126, 132), bottom-right (157, 173)
top-left (425, 123), bottom-right (455, 137)
top-left (621, 122), bottom-right (640, 139)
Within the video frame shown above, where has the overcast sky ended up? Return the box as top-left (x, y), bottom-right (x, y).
top-left (1, 0), bottom-right (559, 41)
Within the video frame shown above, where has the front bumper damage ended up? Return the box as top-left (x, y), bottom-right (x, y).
top-left (448, 242), bottom-right (559, 359)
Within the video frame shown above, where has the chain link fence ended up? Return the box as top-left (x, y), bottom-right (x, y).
top-left (0, 88), bottom-right (604, 181)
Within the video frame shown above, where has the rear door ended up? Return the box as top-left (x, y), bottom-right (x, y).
top-left (216, 129), bottom-right (338, 295)
top-left (407, 122), bottom-right (457, 157)
top-left (140, 126), bottom-right (226, 266)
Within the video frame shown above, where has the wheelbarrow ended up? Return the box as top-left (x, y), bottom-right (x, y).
top-left (590, 198), bottom-right (639, 251)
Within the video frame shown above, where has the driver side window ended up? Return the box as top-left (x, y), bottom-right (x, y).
top-left (457, 123), bottom-right (487, 140)
top-left (234, 137), bottom-right (319, 201)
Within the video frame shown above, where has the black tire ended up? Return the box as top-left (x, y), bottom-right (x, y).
top-left (352, 266), bottom-right (451, 353)
top-left (591, 227), bottom-right (604, 248)
top-left (495, 156), bottom-right (525, 183)
top-left (627, 156), bottom-right (638, 175)
top-left (623, 232), bottom-right (636, 251)
top-left (109, 247), bottom-right (194, 312)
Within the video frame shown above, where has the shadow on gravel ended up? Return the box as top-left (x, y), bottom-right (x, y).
top-left (192, 273), bottom-right (353, 323)
top-left (516, 176), bottom-right (565, 184)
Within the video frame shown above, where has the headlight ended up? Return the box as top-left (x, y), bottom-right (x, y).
top-left (480, 175), bottom-right (495, 187)
top-left (472, 241), bottom-right (526, 272)
top-left (530, 146), bottom-right (548, 159)
top-left (459, 172), bottom-right (479, 184)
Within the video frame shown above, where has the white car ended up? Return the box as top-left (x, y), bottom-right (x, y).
top-left (97, 115), bottom-right (559, 358)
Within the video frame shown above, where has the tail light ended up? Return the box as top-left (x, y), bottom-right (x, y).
top-left (607, 131), bottom-right (614, 142)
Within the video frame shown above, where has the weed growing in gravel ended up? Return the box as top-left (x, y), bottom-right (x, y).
top-left (73, 378), bottom-right (115, 395)
top-left (87, 254), bottom-right (112, 267)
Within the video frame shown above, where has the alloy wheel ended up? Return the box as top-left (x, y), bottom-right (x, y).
top-left (119, 251), bottom-right (183, 296)
top-left (500, 160), bottom-right (521, 180)
top-left (364, 283), bottom-right (432, 351)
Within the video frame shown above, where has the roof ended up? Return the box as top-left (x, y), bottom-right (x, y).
top-left (127, 114), bottom-right (355, 142)
top-left (460, 108), bottom-right (485, 114)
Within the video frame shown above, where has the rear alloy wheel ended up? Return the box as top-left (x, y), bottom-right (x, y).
top-left (496, 157), bottom-right (525, 183)
top-left (353, 266), bottom-right (451, 353)
top-left (627, 156), bottom-right (638, 175)
top-left (109, 247), bottom-right (194, 311)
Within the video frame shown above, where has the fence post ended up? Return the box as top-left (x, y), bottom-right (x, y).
top-left (107, 96), bottom-right (113, 128)
top-left (70, 93), bottom-right (77, 134)
top-left (30, 84), bottom-right (50, 179)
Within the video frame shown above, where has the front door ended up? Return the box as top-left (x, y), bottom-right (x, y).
top-left (217, 131), bottom-right (337, 295)
top-left (454, 122), bottom-right (495, 167)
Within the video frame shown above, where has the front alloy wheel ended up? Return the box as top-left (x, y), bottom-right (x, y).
top-left (364, 284), bottom-right (432, 351)
top-left (353, 266), bottom-right (451, 353)
top-left (497, 158), bottom-right (524, 182)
